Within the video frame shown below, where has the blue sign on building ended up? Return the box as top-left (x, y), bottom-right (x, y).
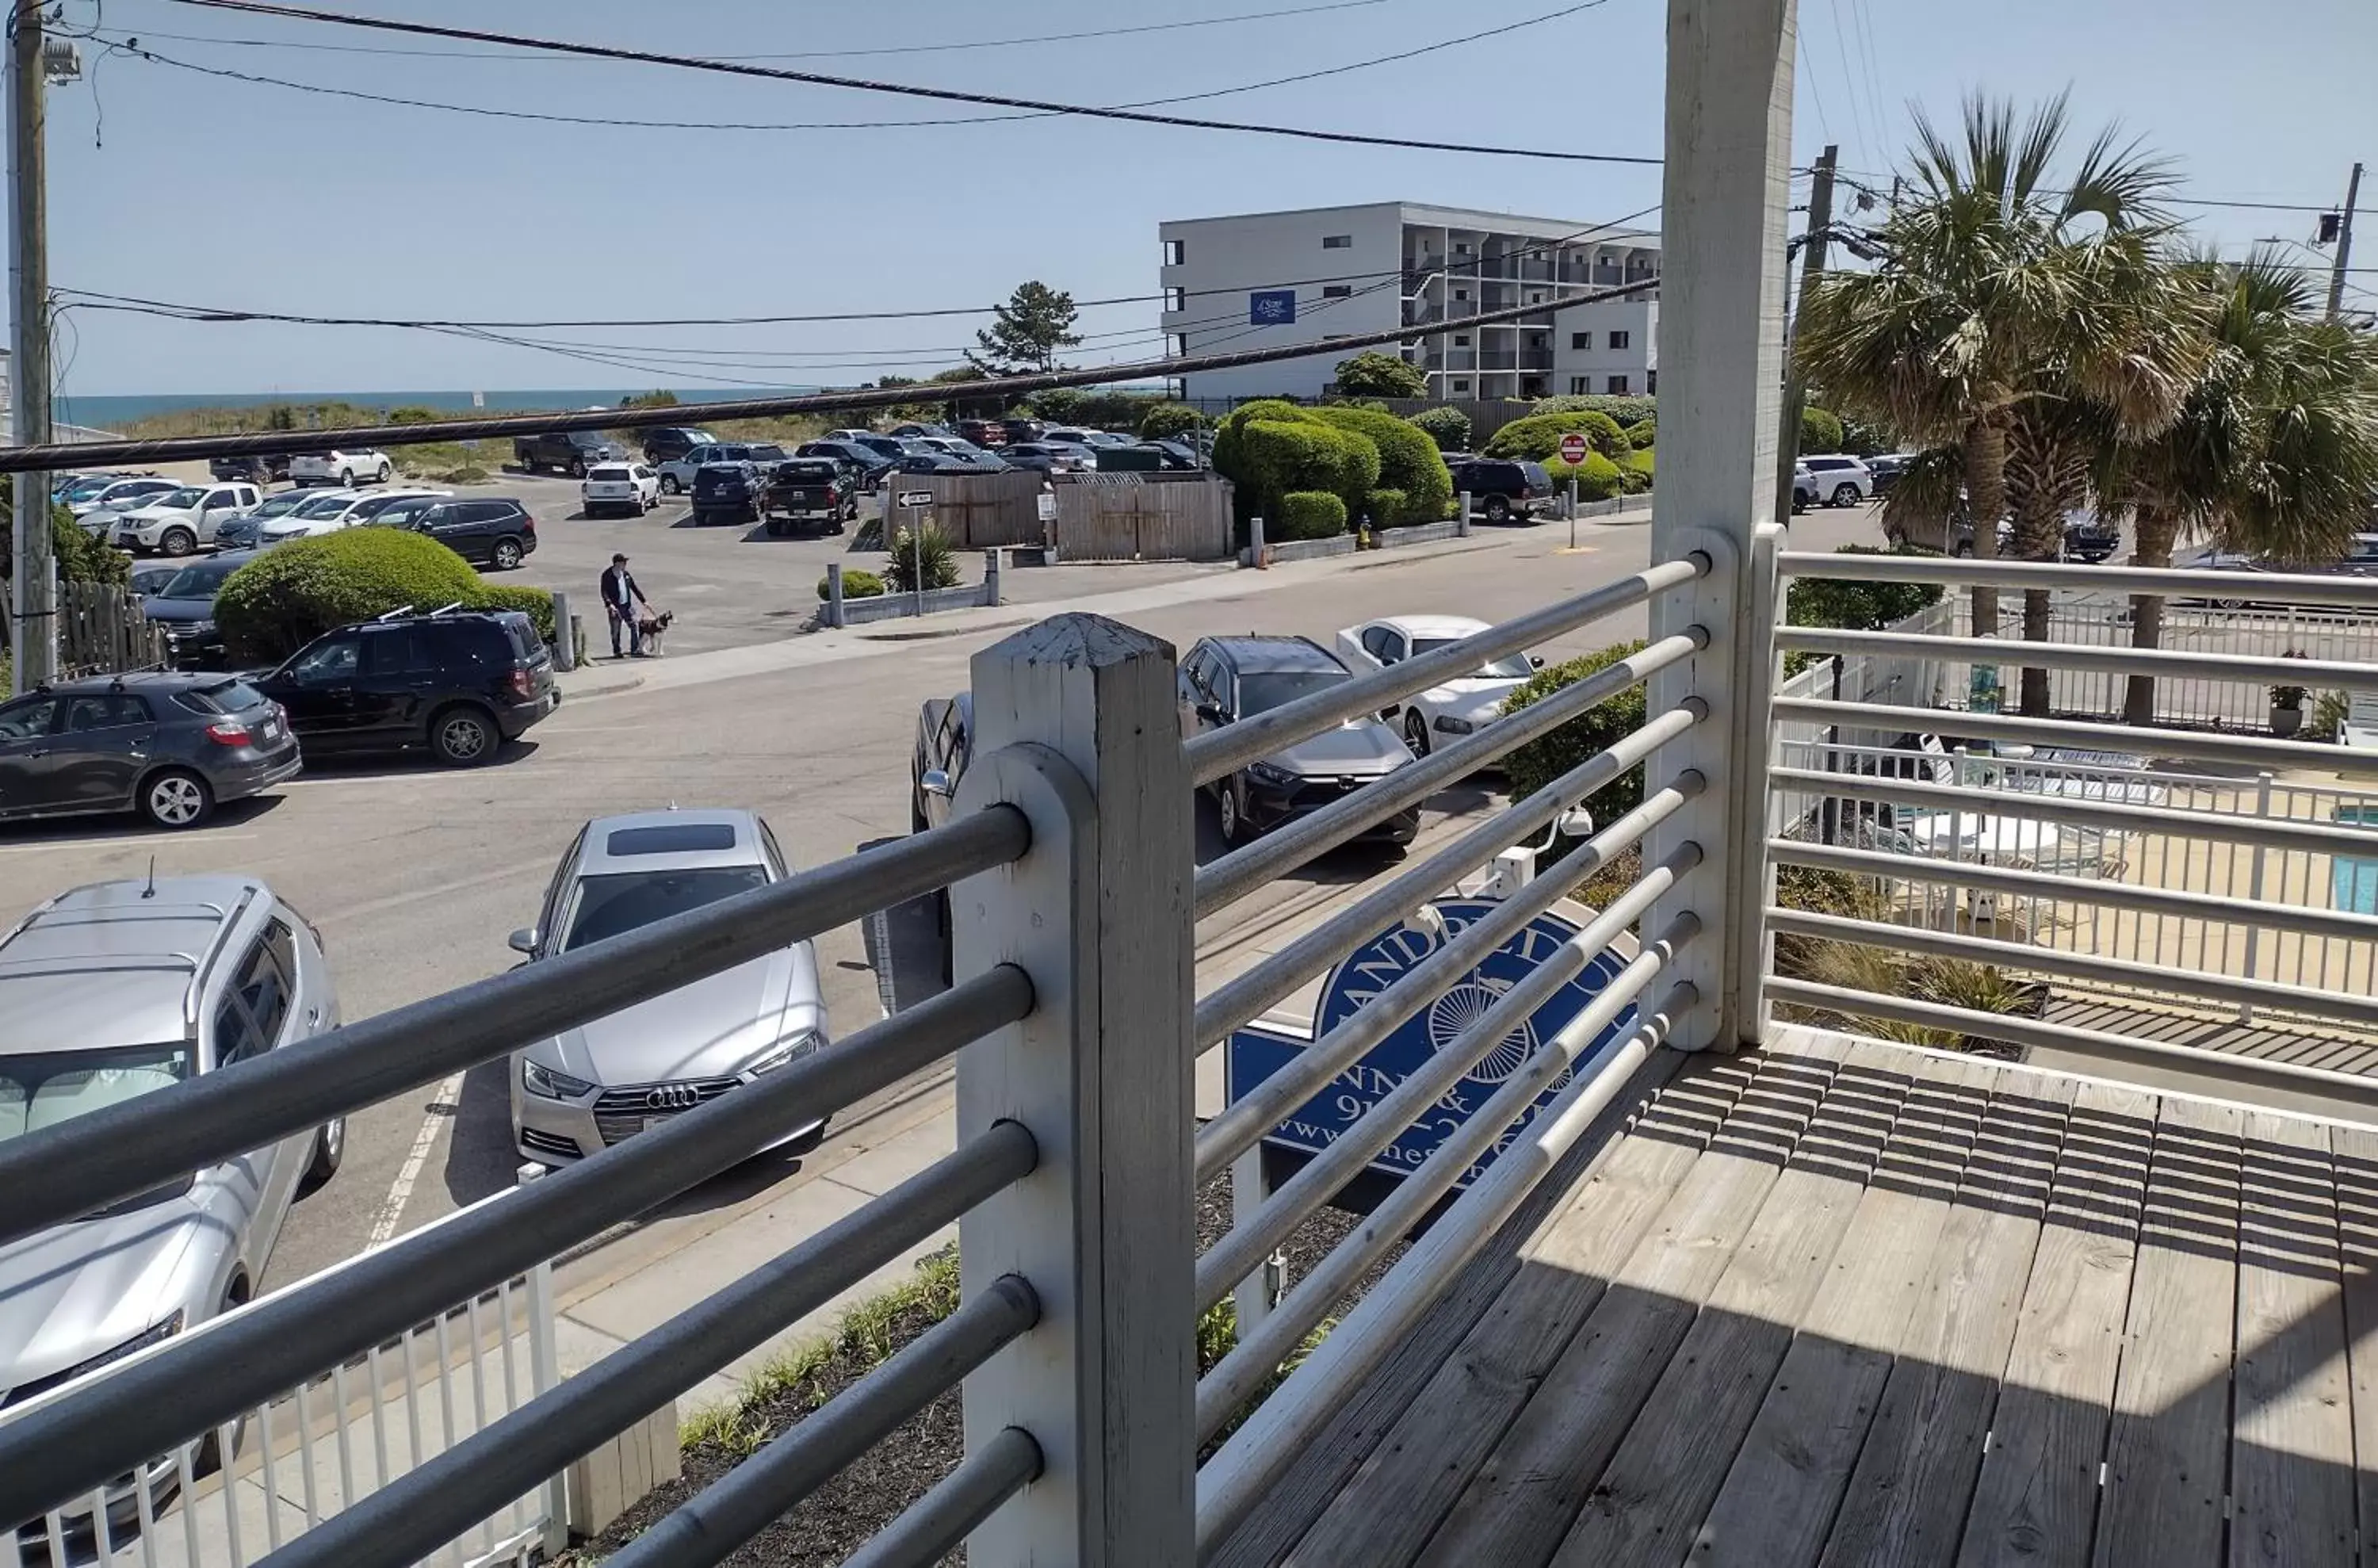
top-left (1224, 897), bottom-right (1634, 1191)
top-left (1248, 289), bottom-right (1297, 326)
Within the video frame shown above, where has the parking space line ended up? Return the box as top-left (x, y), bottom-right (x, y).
top-left (367, 1070), bottom-right (466, 1249)
top-left (0, 831), bottom-right (258, 855)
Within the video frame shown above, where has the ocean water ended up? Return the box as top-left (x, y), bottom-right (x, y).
top-left (55, 387), bottom-right (824, 431)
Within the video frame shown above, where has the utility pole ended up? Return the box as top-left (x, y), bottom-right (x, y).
top-left (2328, 162), bottom-right (2363, 321)
top-left (1773, 143), bottom-right (1836, 524)
top-left (6, 0), bottom-right (53, 694)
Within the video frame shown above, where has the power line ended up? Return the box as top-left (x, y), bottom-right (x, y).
top-left (142, 0), bottom-right (1661, 164)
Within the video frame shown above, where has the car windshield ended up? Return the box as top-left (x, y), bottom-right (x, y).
top-left (61, 477), bottom-right (113, 501)
top-left (151, 486), bottom-right (207, 510)
top-left (563, 866), bottom-right (770, 950)
top-left (1239, 668), bottom-right (1346, 713)
top-left (1409, 637), bottom-right (1533, 680)
top-left (0, 1044), bottom-right (192, 1144)
top-left (156, 560), bottom-right (242, 599)
top-left (295, 494), bottom-right (356, 518)
top-left (253, 492), bottom-right (309, 518)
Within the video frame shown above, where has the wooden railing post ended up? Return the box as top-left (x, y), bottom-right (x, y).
top-left (954, 612), bottom-right (1196, 1566)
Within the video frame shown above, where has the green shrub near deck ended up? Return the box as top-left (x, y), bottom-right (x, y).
top-left (213, 528), bottom-right (555, 664)
top-left (1275, 491), bottom-right (1348, 542)
top-left (1500, 641), bottom-right (1650, 820)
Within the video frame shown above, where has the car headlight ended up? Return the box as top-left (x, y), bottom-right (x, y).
top-left (742, 1030), bottom-right (823, 1078)
top-left (42, 1311), bottom-right (186, 1394)
top-left (521, 1058), bottom-right (594, 1100)
top-left (1247, 760), bottom-right (1299, 788)
top-left (1432, 713), bottom-right (1477, 736)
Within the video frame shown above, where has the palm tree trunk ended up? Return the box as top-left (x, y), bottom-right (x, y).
top-left (2012, 488), bottom-right (2066, 717)
top-left (1962, 415), bottom-right (2008, 706)
top-left (2123, 504), bottom-right (2178, 725)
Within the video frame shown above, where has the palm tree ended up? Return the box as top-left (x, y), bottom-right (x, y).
top-left (2109, 254), bottom-right (2378, 723)
top-left (1797, 93), bottom-right (2196, 705)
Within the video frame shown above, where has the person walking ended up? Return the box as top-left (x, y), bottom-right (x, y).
top-left (599, 553), bottom-right (652, 658)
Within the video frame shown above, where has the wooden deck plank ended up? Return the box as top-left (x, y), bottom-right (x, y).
top-left (1684, 1054), bottom-right (2005, 1568)
top-left (1953, 1080), bottom-right (2156, 1568)
top-left (1277, 1046), bottom-right (1803, 1568)
top-left (1203, 1047), bottom-right (1688, 1568)
top-left (1411, 1035), bottom-right (1852, 1566)
top-left (2093, 1096), bottom-right (2244, 1568)
top-left (2228, 1111), bottom-right (2353, 1567)
top-left (1545, 1042), bottom-right (1929, 1566)
top-left (2332, 1125), bottom-right (2378, 1568)
top-left (1814, 1072), bottom-right (2077, 1567)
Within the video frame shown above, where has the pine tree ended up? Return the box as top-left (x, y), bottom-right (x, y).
top-left (965, 281), bottom-right (1082, 376)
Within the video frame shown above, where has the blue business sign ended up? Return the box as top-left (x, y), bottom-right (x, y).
top-left (1224, 897), bottom-right (1634, 1190)
top-left (1248, 289), bottom-right (1297, 326)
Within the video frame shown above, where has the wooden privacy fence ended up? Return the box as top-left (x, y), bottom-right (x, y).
top-left (1052, 473), bottom-right (1234, 562)
top-left (1, 578), bottom-right (171, 675)
top-left (900, 469), bottom-right (1048, 549)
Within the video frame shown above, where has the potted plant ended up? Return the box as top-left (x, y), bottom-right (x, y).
top-left (2271, 648), bottom-right (2309, 737)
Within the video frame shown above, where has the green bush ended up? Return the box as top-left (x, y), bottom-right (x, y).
top-left (1310, 406), bottom-right (1453, 523)
top-left (1363, 488), bottom-right (1409, 528)
top-left (1501, 641), bottom-right (1650, 819)
top-left (1409, 406), bottom-right (1472, 452)
top-left (1528, 393), bottom-right (1656, 428)
top-left (1230, 416), bottom-right (1379, 519)
top-left (0, 498), bottom-right (127, 588)
top-left (1839, 415), bottom-right (1896, 456)
top-left (1137, 402), bottom-right (1206, 441)
top-left (1275, 491), bottom-right (1348, 542)
top-left (1801, 405), bottom-right (1846, 455)
top-left (1331, 350), bottom-right (1428, 400)
top-left (817, 568), bottom-right (886, 602)
top-left (386, 405), bottom-right (447, 425)
top-left (472, 584), bottom-right (556, 644)
top-left (1537, 449), bottom-right (1626, 501)
top-left (1483, 410), bottom-right (1631, 462)
top-left (214, 528), bottom-right (487, 664)
top-left (1781, 545), bottom-right (1945, 676)
top-left (885, 524), bottom-right (961, 593)
top-left (1618, 453), bottom-right (1654, 494)
top-left (1628, 417), bottom-right (1654, 447)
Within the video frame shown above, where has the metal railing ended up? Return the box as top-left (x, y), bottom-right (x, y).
top-left (1766, 551), bottom-right (2378, 1111)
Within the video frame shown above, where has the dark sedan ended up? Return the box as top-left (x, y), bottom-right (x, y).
top-left (142, 551), bottom-right (262, 669)
top-left (0, 673), bottom-right (300, 828)
top-left (1177, 635), bottom-right (1419, 847)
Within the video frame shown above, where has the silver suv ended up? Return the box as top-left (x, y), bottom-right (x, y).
top-left (0, 876), bottom-right (342, 1538)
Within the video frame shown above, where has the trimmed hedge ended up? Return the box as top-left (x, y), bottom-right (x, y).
top-left (1801, 405), bottom-right (1846, 455)
top-left (1275, 491), bottom-right (1348, 542)
top-left (1227, 415), bottom-right (1378, 520)
top-left (1409, 406), bottom-right (1472, 453)
top-left (1628, 417), bottom-right (1654, 447)
top-left (817, 568), bottom-right (886, 602)
top-left (213, 529), bottom-right (556, 663)
top-left (1364, 488), bottom-right (1409, 527)
top-left (1331, 350), bottom-right (1428, 400)
top-left (1483, 410), bottom-right (1631, 462)
top-left (1309, 405), bottom-right (1453, 523)
top-left (1537, 449), bottom-right (1626, 501)
top-left (1501, 641), bottom-right (1650, 819)
top-left (1528, 393), bottom-right (1655, 429)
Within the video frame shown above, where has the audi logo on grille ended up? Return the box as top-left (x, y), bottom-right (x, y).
top-left (642, 1084), bottom-right (701, 1111)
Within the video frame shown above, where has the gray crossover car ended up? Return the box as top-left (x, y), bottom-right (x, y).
top-left (0, 876), bottom-right (342, 1543)
top-left (0, 673), bottom-right (302, 830)
top-left (509, 809), bottom-right (829, 1167)
top-left (1179, 635), bottom-right (1420, 846)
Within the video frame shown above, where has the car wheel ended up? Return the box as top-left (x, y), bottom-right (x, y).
top-left (1405, 709), bottom-right (1432, 758)
top-left (159, 526), bottom-right (196, 557)
top-left (429, 704), bottom-right (499, 767)
top-left (300, 1115), bottom-right (344, 1195)
top-left (1217, 779), bottom-right (1245, 844)
top-left (1482, 495), bottom-right (1511, 522)
top-left (140, 768), bottom-right (213, 829)
top-left (660, 474), bottom-right (680, 495)
top-left (374, 463), bottom-right (391, 484)
top-left (490, 537), bottom-right (524, 571)
top-left (338, 468), bottom-right (356, 488)
top-left (1831, 483), bottom-right (1860, 507)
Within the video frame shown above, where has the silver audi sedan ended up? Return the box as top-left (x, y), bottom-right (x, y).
top-left (508, 809), bottom-right (830, 1167)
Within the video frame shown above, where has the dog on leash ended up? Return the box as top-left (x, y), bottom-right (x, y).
top-left (637, 609), bottom-right (675, 656)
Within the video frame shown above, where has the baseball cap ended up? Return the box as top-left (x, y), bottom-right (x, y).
top-left (611, 553), bottom-right (629, 563)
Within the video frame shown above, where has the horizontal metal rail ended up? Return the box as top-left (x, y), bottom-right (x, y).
top-left (1191, 740), bottom-right (1707, 1054)
top-left (1774, 625), bottom-right (2378, 692)
top-left (1195, 991), bottom-right (1684, 1552)
top-left (1768, 839), bottom-right (2378, 947)
top-left (1195, 751), bottom-right (1699, 1180)
top-left (0, 966), bottom-right (1035, 1524)
top-left (1194, 632), bottom-right (1705, 917)
top-left (602, 1275), bottom-right (1043, 1568)
top-left (1197, 925), bottom-right (1695, 1443)
top-left (1772, 698), bottom-right (2378, 783)
top-left (840, 1426), bottom-right (1046, 1568)
top-left (257, 1121), bottom-right (1040, 1568)
top-left (1183, 555), bottom-right (1709, 787)
top-left (1767, 766), bottom-right (2378, 861)
top-left (1195, 843), bottom-right (1699, 1310)
top-left (1764, 978), bottom-right (2378, 1118)
top-left (0, 808), bottom-right (1030, 1246)
top-left (1766, 908), bottom-right (2378, 1032)
top-left (1775, 550), bottom-right (2378, 610)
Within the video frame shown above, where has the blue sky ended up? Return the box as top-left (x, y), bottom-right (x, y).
top-left (23, 0), bottom-right (2378, 395)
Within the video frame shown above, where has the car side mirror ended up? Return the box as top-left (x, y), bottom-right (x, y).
top-left (508, 927), bottom-right (539, 955)
top-left (919, 768), bottom-right (954, 799)
top-left (1530, 654), bottom-right (1546, 669)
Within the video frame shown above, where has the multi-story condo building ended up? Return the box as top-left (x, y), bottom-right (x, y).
top-left (1157, 201), bottom-right (1660, 402)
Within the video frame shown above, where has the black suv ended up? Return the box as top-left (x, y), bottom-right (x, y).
top-left (691, 461), bottom-right (768, 527)
top-left (514, 430), bottom-right (627, 477)
top-left (256, 609), bottom-right (557, 767)
top-left (370, 495), bottom-right (539, 570)
top-left (0, 673), bottom-right (301, 828)
top-left (1446, 457), bottom-right (1553, 522)
top-left (640, 426), bottom-right (716, 465)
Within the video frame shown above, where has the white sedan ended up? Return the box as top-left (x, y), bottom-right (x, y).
top-left (1335, 614), bottom-right (1540, 758)
top-left (289, 447), bottom-right (393, 488)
